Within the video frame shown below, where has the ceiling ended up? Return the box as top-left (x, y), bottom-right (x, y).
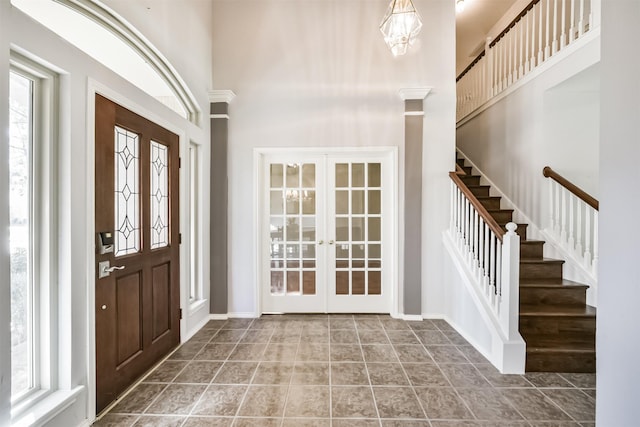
top-left (456, 0), bottom-right (519, 76)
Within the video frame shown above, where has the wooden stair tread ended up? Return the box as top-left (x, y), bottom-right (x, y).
top-left (520, 239), bottom-right (544, 245)
top-left (527, 347), bottom-right (595, 354)
top-left (520, 304), bottom-right (596, 316)
top-left (520, 258), bottom-right (565, 264)
top-left (520, 279), bottom-right (589, 288)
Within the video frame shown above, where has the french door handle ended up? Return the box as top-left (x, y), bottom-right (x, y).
top-left (319, 240), bottom-right (325, 245)
top-left (328, 240), bottom-right (335, 245)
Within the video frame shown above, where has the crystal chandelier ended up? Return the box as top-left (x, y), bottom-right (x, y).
top-left (379, 0), bottom-right (423, 56)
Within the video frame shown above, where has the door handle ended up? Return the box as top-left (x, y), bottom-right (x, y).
top-left (319, 240), bottom-right (324, 245)
top-left (328, 240), bottom-right (335, 245)
top-left (98, 261), bottom-right (125, 279)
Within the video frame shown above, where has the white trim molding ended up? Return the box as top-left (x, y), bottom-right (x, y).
top-left (398, 87), bottom-right (433, 101)
top-left (55, 0), bottom-right (202, 125)
top-left (209, 89), bottom-right (236, 104)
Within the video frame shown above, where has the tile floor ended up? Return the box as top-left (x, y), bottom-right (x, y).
top-left (94, 315), bottom-right (596, 427)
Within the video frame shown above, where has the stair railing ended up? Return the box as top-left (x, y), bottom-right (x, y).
top-left (449, 172), bottom-right (521, 340)
top-left (457, 0), bottom-right (599, 122)
top-left (543, 166), bottom-right (598, 277)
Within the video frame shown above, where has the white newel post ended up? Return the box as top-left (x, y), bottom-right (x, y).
top-left (499, 222), bottom-right (520, 340)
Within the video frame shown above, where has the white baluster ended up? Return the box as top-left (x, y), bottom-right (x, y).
top-left (584, 207), bottom-right (592, 269)
top-left (561, 187), bottom-right (568, 246)
top-left (592, 210), bottom-right (599, 276)
top-left (490, 234), bottom-right (496, 294)
top-left (479, 216), bottom-right (485, 278)
top-left (545, 0), bottom-right (551, 59)
top-left (548, 177), bottom-right (555, 233)
top-left (561, 0), bottom-right (567, 48)
top-left (524, 13), bottom-right (530, 73)
top-left (530, 9), bottom-right (537, 68)
top-left (554, 181), bottom-right (561, 236)
top-left (484, 223), bottom-right (490, 290)
top-left (519, 20), bottom-right (524, 78)
top-left (570, 0), bottom-right (576, 43)
top-left (568, 193), bottom-right (575, 251)
top-left (495, 239), bottom-right (503, 304)
top-left (576, 198), bottom-right (584, 256)
top-left (579, 0), bottom-right (585, 36)
top-left (552, 0), bottom-right (559, 54)
top-left (473, 210), bottom-right (479, 269)
top-left (538, 2), bottom-right (545, 64)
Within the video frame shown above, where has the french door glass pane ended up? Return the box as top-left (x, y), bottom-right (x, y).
top-left (270, 163), bottom-right (317, 295)
top-left (10, 71), bottom-right (34, 397)
top-left (334, 162), bottom-right (382, 296)
top-left (114, 126), bottom-right (140, 256)
top-left (150, 141), bottom-right (169, 249)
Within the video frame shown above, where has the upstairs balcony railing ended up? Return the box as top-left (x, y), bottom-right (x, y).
top-left (457, 0), bottom-right (599, 122)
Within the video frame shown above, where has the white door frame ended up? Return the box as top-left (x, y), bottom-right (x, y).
top-left (254, 147), bottom-right (399, 317)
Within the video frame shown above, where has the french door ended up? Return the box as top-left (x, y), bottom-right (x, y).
top-left (261, 150), bottom-right (394, 313)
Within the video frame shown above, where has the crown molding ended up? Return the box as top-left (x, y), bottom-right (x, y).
top-left (398, 87), bottom-right (433, 100)
top-left (208, 90), bottom-right (236, 104)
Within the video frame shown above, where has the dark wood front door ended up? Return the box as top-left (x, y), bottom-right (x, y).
top-left (95, 94), bottom-right (180, 413)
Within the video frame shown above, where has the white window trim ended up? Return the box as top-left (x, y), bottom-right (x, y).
top-left (188, 140), bottom-right (205, 310)
top-left (9, 51), bottom-right (61, 421)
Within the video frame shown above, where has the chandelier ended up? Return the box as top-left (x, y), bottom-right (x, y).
top-left (379, 0), bottom-right (423, 56)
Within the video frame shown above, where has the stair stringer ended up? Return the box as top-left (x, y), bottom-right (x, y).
top-left (455, 148), bottom-right (597, 306)
top-left (442, 231), bottom-right (526, 374)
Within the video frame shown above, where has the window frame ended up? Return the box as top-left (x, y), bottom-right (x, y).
top-left (188, 141), bottom-right (203, 306)
top-left (9, 52), bottom-right (59, 416)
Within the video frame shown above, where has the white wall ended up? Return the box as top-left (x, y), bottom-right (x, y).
top-left (1, 0), bottom-right (12, 424)
top-left (211, 0), bottom-right (455, 316)
top-left (3, 5), bottom-right (211, 425)
top-left (457, 37), bottom-right (600, 234)
top-left (101, 0), bottom-right (214, 104)
top-left (597, 0), bottom-right (640, 424)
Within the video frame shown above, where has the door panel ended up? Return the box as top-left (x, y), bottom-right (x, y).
top-left (95, 94), bottom-right (180, 413)
top-left (262, 152), bottom-right (392, 314)
top-left (151, 262), bottom-right (171, 340)
top-left (115, 272), bottom-right (143, 365)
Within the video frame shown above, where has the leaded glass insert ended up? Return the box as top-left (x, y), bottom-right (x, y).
top-left (151, 141), bottom-right (169, 249)
top-left (334, 162), bottom-right (382, 296)
top-left (114, 126), bottom-right (140, 256)
top-left (269, 162), bottom-right (317, 296)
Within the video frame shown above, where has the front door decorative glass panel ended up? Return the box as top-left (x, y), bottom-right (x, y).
top-left (150, 140), bottom-right (169, 249)
top-left (269, 163), bottom-right (317, 296)
top-left (334, 162), bottom-right (382, 296)
top-left (114, 126), bottom-right (140, 256)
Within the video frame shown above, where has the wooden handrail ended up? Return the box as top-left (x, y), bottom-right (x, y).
top-left (489, 0), bottom-right (540, 48)
top-left (543, 166), bottom-right (599, 211)
top-left (455, 164), bottom-right (466, 175)
top-left (456, 50), bottom-right (486, 82)
top-left (449, 172), bottom-right (505, 241)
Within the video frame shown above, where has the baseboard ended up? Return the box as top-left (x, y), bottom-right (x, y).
top-left (226, 312), bottom-right (260, 319)
top-left (401, 314), bottom-right (424, 321)
top-left (183, 315), bottom-right (212, 342)
top-left (209, 313), bottom-right (229, 320)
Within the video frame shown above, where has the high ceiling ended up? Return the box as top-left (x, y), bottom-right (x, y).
top-left (456, 0), bottom-right (519, 76)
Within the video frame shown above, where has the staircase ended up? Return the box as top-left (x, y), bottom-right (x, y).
top-left (456, 158), bottom-right (596, 373)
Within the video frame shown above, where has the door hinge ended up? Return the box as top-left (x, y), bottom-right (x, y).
top-left (179, 233), bottom-right (182, 244)
top-left (179, 308), bottom-right (183, 319)
top-left (179, 157), bottom-right (182, 168)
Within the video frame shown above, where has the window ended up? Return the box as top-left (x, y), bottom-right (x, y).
top-left (9, 55), bottom-right (58, 409)
top-left (9, 68), bottom-right (35, 400)
top-left (188, 142), bottom-right (201, 303)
